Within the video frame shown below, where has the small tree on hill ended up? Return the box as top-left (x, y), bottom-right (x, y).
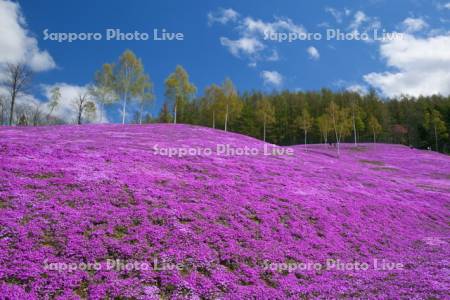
top-left (255, 97), bottom-right (275, 142)
top-left (165, 65), bottom-right (196, 124)
top-left (204, 84), bottom-right (223, 129)
top-left (90, 63), bottom-right (117, 123)
top-left (295, 107), bottom-right (313, 150)
top-left (424, 109), bottom-right (448, 151)
top-left (327, 101), bottom-right (351, 157)
top-left (46, 87), bottom-right (61, 122)
top-left (368, 115), bottom-right (382, 143)
top-left (317, 114), bottom-right (331, 144)
top-left (136, 74), bottom-right (154, 124)
top-left (2, 63), bottom-right (32, 125)
top-left (74, 92), bottom-right (96, 124)
top-left (221, 78), bottom-right (242, 132)
top-left (350, 101), bottom-right (365, 146)
top-left (114, 50), bottom-right (145, 124)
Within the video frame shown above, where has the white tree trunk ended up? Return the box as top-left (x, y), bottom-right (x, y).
top-left (173, 104), bottom-right (177, 124)
top-left (99, 102), bottom-right (104, 123)
top-left (304, 130), bottom-right (307, 151)
top-left (224, 104), bottom-right (229, 132)
top-left (263, 119), bottom-right (266, 142)
top-left (121, 91), bottom-right (128, 125)
top-left (352, 110), bottom-right (357, 146)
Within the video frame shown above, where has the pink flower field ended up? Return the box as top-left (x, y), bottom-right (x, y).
top-left (0, 124), bottom-right (449, 299)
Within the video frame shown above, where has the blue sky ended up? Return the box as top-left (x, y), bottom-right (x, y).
top-left (1, 0), bottom-right (449, 122)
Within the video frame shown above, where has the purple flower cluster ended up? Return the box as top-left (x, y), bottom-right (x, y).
top-left (0, 124), bottom-right (449, 299)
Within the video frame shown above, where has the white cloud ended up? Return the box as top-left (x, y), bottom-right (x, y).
top-left (241, 16), bottom-right (306, 36)
top-left (364, 33), bottom-right (450, 97)
top-left (210, 8), bottom-right (305, 63)
top-left (220, 37), bottom-right (265, 57)
top-left (325, 7), bottom-right (352, 24)
top-left (349, 10), bottom-right (381, 32)
top-left (446, 3), bottom-right (450, 9)
top-left (346, 84), bottom-right (368, 95)
top-left (42, 83), bottom-right (108, 123)
top-left (0, 0), bottom-right (55, 72)
top-left (307, 46), bottom-right (320, 60)
top-left (260, 70), bottom-right (283, 87)
top-left (325, 7), bottom-right (343, 23)
top-left (401, 17), bottom-right (428, 33)
top-left (349, 11), bottom-right (369, 30)
top-left (267, 50), bottom-right (279, 61)
top-left (207, 8), bottom-right (239, 25)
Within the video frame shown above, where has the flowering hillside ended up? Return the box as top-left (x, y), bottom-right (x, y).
top-left (0, 124), bottom-right (449, 299)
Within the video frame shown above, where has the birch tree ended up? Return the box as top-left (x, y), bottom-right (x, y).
top-left (350, 100), bottom-right (365, 146)
top-left (46, 87), bottom-right (61, 122)
top-left (90, 64), bottom-right (117, 123)
top-left (255, 97), bottom-right (275, 142)
top-left (164, 65), bottom-right (196, 124)
top-left (295, 107), bottom-right (313, 150)
top-left (327, 101), bottom-right (351, 157)
top-left (368, 115), bottom-right (382, 143)
top-left (137, 74), bottom-right (154, 124)
top-left (317, 114), bottom-right (331, 144)
top-left (114, 50), bottom-right (144, 124)
top-left (204, 84), bottom-right (223, 129)
top-left (221, 78), bottom-right (241, 132)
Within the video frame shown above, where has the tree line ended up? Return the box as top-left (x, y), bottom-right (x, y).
top-left (1, 49), bottom-right (449, 153)
top-left (168, 86), bottom-right (449, 154)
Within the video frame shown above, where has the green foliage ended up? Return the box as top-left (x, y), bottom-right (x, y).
top-left (317, 114), bottom-right (331, 143)
top-left (221, 78), bottom-right (242, 131)
top-left (368, 115), bottom-right (382, 143)
top-left (158, 103), bottom-right (173, 123)
top-left (136, 74), bottom-right (154, 124)
top-left (255, 97), bottom-right (275, 141)
top-left (424, 109), bottom-right (448, 151)
top-left (47, 87), bottom-right (61, 121)
top-left (90, 64), bottom-right (117, 122)
top-left (111, 50), bottom-right (148, 124)
top-left (295, 108), bottom-right (313, 132)
top-left (164, 65), bottom-right (196, 124)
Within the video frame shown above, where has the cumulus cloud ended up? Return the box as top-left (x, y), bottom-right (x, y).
top-left (349, 11), bottom-right (369, 30)
top-left (325, 7), bottom-right (352, 24)
top-left (364, 33), bottom-right (450, 97)
top-left (0, 0), bottom-right (55, 72)
top-left (260, 70), bottom-right (283, 87)
top-left (207, 8), bottom-right (239, 25)
top-left (346, 84), bottom-right (368, 95)
top-left (347, 10), bottom-right (381, 39)
top-left (307, 46), bottom-right (320, 60)
top-left (241, 16), bottom-right (306, 36)
top-left (401, 17), bottom-right (428, 33)
top-left (41, 83), bottom-right (109, 123)
top-left (220, 37), bottom-right (265, 57)
top-left (209, 8), bottom-right (306, 63)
